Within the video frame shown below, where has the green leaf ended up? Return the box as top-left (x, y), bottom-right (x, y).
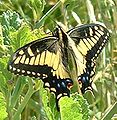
top-left (40, 85), bottom-right (54, 120)
top-left (10, 25), bottom-right (30, 51)
top-left (1, 10), bottom-right (22, 45)
top-left (60, 94), bottom-right (90, 120)
top-left (1, 10), bottom-right (21, 30)
top-left (101, 102), bottom-right (117, 120)
top-left (9, 21), bottom-right (46, 53)
top-left (0, 92), bottom-right (8, 120)
top-left (0, 56), bottom-right (11, 81)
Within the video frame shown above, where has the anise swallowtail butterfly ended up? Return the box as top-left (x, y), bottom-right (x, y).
top-left (8, 23), bottom-right (110, 110)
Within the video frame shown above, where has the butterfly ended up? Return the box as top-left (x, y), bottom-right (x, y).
top-left (8, 23), bottom-right (110, 110)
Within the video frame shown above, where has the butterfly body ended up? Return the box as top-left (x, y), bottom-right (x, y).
top-left (8, 23), bottom-right (110, 110)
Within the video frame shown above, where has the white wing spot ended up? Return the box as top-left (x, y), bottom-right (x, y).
top-left (89, 28), bottom-right (94, 36)
top-left (36, 49), bottom-right (40, 53)
top-left (9, 65), bottom-right (12, 70)
top-left (19, 50), bottom-right (24, 55)
top-left (105, 36), bottom-right (108, 39)
top-left (106, 32), bottom-right (110, 36)
top-left (95, 54), bottom-right (98, 57)
top-left (17, 69), bottom-right (20, 72)
top-left (37, 73), bottom-right (40, 76)
top-left (94, 26), bottom-right (98, 30)
top-left (45, 82), bottom-right (50, 87)
top-left (22, 70), bottom-right (25, 73)
top-left (103, 39), bottom-right (106, 43)
top-left (57, 94), bottom-right (62, 100)
top-left (43, 74), bottom-right (48, 79)
top-left (99, 47), bottom-right (102, 50)
top-left (97, 50), bottom-right (100, 54)
top-left (63, 93), bottom-right (67, 96)
top-left (101, 42), bottom-right (105, 46)
top-left (43, 74), bottom-right (47, 77)
top-left (50, 88), bottom-right (56, 92)
top-left (27, 71), bottom-right (31, 74)
top-left (32, 72), bottom-right (36, 75)
top-left (13, 67), bottom-right (16, 71)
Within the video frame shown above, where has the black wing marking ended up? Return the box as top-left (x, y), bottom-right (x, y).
top-left (68, 23), bottom-right (110, 93)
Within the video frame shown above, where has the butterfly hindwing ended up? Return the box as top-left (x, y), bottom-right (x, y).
top-left (43, 76), bottom-right (73, 110)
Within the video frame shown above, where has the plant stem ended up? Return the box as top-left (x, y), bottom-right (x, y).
top-left (10, 77), bottom-right (25, 110)
top-left (12, 78), bottom-right (35, 120)
top-left (34, 1), bottom-right (61, 29)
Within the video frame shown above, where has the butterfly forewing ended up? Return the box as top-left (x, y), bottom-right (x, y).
top-left (8, 36), bottom-right (69, 79)
top-left (68, 23), bottom-right (110, 60)
top-left (8, 29), bottom-right (74, 111)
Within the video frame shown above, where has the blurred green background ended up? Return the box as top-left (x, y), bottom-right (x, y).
top-left (0, 0), bottom-right (117, 120)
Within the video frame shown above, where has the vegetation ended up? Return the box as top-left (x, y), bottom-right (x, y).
top-left (0, 0), bottom-right (117, 120)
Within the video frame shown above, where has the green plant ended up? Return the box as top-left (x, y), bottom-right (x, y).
top-left (0, 0), bottom-right (116, 120)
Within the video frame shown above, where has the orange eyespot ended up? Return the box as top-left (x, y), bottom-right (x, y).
top-left (78, 80), bottom-right (82, 84)
top-left (67, 83), bottom-right (73, 89)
